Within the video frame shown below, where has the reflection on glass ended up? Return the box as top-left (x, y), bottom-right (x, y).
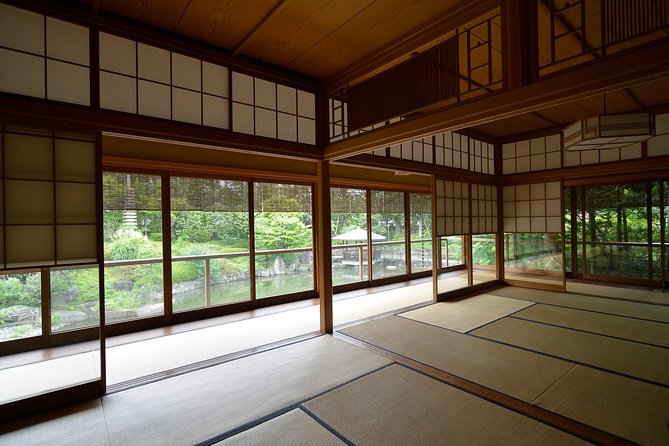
top-left (104, 172), bottom-right (164, 323)
top-left (331, 188), bottom-right (368, 286)
top-left (472, 233), bottom-right (497, 284)
top-left (371, 191), bottom-right (406, 279)
top-left (254, 182), bottom-right (314, 299)
top-left (51, 266), bottom-right (100, 332)
top-left (0, 270), bottom-right (42, 342)
top-left (171, 177), bottom-right (250, 310)
top-left (504, 233), bottom-right (562, 284)
top-left (410, 193), bottom-right (432, 272)
top-left (436, 235), bottom-right (468, 294)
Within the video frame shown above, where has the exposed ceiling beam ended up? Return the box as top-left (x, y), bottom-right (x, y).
top-left (323, 40), bottom-right (669, 160)
top-left (232, 0), bottom-right (291, 57)
top-left (324, 0), bottom-right (499, 93)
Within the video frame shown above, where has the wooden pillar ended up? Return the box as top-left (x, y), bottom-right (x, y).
top-left (502, 0), bottom-right (535, 90)
top-left (316, 160), bottom-right (333, 333)
top-left (431, 175), bottom-right (439, 303)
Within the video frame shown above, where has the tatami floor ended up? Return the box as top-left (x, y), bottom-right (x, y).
top-left (1, 282), bottom-right (668, 445)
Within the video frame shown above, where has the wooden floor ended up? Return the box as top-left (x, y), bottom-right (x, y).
top-left (1, 282), bottom-right (668, 445)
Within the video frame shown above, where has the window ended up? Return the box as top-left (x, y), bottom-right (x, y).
top-left (103, 172), bottom-right (164, 323)
top-left (371, 191), bottom-right (406, 279)
top-left (331, 188), bottom-right (368, 286)
top-left (171, 177), bottom-right (250, 310)
top-left (253, 182), bottom-right (314, 298)
top-left (410, 193), bottom-right (432, 272)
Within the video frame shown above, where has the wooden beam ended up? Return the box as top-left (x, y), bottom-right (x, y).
top-left (323, 40), bottom-right (669, 160)
top-left (325, 0), bottom-right (499, 93)
top-left (232, 0), bottom-right (291, 57)
top-left (316, 161), bottom-right (333, 333)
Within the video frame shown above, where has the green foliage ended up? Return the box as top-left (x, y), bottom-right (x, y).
top-left (107, 235), bottom-right (142, 261)
top-left (10, 325), bottom-right (32, 339)
top-left (0, 273), bottom-right (41, 308)
top-left (50, 268), bottom-right (99, 308)
top-left (104, 289), bottom-right (145, 311)
top-left (254, 213), bottom-right (312, 251)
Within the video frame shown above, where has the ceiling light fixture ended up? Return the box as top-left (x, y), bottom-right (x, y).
top-left (563, 112), bottom-right (655, 150)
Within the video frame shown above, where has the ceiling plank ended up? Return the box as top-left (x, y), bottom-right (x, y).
top-left (232, 0), bottom-right (290, 57)
top-left (323, 0), bottom-right (493, 90)
top-left (323, 40), bottom-right (669, 160)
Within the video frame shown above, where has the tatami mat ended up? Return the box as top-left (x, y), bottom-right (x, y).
top-left (339, 316), bottom-right (573, 402)
top-left (215, 409), bottom-right (346, 446)
top-left (473, 317), bottom-right (669, 385)
top-left (0, 400), bottom-right (109, 446)
top-left (567, 282), bottom-right (669, 305)
top-left (515, 304), bottom-right (669, 347)
top-left (304, 364), bottom-right (586, 446)
top-left (102, 336), bottom-right (390, 446)
top-left (535, 365), bottom-right (669, 445)
top-left (634, 303), bottom-right (669, 323)
top-left (488, 286), bottom-right (655, 318)
top-left (401, 294), bottom-right (533, 333)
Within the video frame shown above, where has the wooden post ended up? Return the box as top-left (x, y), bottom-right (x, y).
top-left (431, 176), bottom-right (439, 302)
top-left (316, 161), bottom-right (333, 333)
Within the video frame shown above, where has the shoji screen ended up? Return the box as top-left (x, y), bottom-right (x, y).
top-left (0, 3), bottom-right (90, 105)
top-left (503, 181), bottom-right (561, 233)
top-left (471, 184), bottom-right (497, 234)
top-left (1, 127), bottom-right (97, 268)
top-left (435, 179), bottom-right (470, 236)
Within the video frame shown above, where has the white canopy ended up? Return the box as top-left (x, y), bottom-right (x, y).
top-left (333, 228), bottom-right (385, 241)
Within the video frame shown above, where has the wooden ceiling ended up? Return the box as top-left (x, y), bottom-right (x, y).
top-left (469, 75), bottom-right (669, 139)
top-left (83, 0), bottom-right (468, 84)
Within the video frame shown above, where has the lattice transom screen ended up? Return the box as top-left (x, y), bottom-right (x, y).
top-left (471, 184), bottom-right (497, 234)
top-left (435, 179), bottom-right (469, 236)
top-left (503, 181), bottom-right (561, 233)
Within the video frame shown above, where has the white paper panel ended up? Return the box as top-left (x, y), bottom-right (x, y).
top-left (546, 134), bottom-right (561, 152)
top-left (138, 80), bottom-right (171, 119)
top-left (100, 71), bottom-right (137, 114)
top-left (531, 217), bottom-right (546, 232)
top-left (546, 152), bottom-right (561, 169)
top-left (648, 134), bottom-right (669, 157)
top-left (255, 78), bottom-right (276, 109)
top-left (516, 217), bottom-right (530, 232)
top-left (202, 62), bottom-right (228, 97)
top-left (6, 225), bottom-right (54, 267)
top-left (5, 180), bottom-right (54, 224)
top-left (0, 48), bottom-right (45, 98)
top-left (277, 85), bottom-right (297, 113)
top-left (563, 150), bottom-right (580, 166)
top-left (138, 43), bottom-right (170, 83)
top-left (516, 140), bottom-right (529, 156)
top-left (621, 144), bottom-right (642, 160)
top-left (172, 87), bottom-right (202, 125)
top-left (5, 134), bottom-right (53, 180)
top-left (202, 95), bottom-right (229, 129)
top-left (546, 199), bottom-right (561, 216)
top-left (46, 17), bottom-right (89, 65)
top-left (531, 200), bottom-right (545, 216)
top-left (298, 117), bottom-right (316, 145)
top-left (172, 53), bottom-right (201, 90)
top-left (47, 60), bottom-right (90, 106)
top-left (530, 137), bottom-right (545, 154)
top-left (0, 3), bottom-right (44, 54)
top-left (530, 183), bottom-right (545, 200)
top-left (600, 148), bottom-right (620, 162)
top-left (546, 182), bottom-right (561, 199)
top-left (516, 201), bottom-right (530, 217)
top-left (516, 185), bottom-right (529, 200)
top-left (57, 225), bottom-right (97, 263)
top-left (297, 90), bottom-right (315, 118)
top-left (530, 154), bottom-right (545, 171)
top-left (516, 156), bottom-right (530, 172)
top-left (581, 150), bottom-right (599, 164)
top-left (232, 102), bottom-right (254, 134)
top-left (277, 112), bottom-right (297, 142)
top-left (56, 183), bottom-right (96, 224)
top-left (255, 108), bottom-right (277, 138)
top-left (546, 216), bottom-right (562, 233)
top-left (55, 139), bottom-right (95, 182)
top-left (232, 71), bottom-right (254, 104)
top-left (99, 32), bottom-right (136, 75)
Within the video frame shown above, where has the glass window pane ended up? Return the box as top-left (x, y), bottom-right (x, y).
top-left (0, 270), bottom-right (42, 342)
top-left (410, 193), bottom-right (432, 272)
top-left (472, 233), bottom-right (497, 284)
top-left (50, 266), bottom-right (99, 333)
top-left (371, 190), bottom-right (406, 280)
top-left (331, 188), bottom-right (368, 286)
top-left (171, 177), bottom-right (250, 311)
top-left (254, 182), bottom-right (313, 299)
top-left (104, 172), bottom-right (164, 323)
top-left (504, 233), bottom-right (563, 285)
